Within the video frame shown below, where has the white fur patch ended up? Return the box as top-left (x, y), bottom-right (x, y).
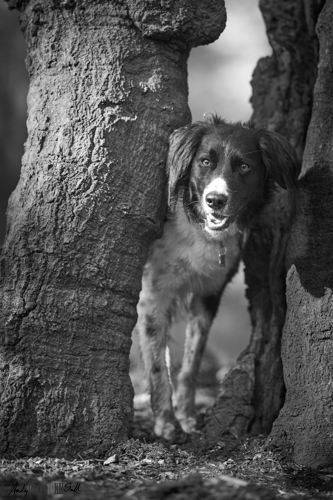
top-left (203, 177), bottom-right (229, 198)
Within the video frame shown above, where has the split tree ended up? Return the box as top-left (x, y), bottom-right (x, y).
top-left (1, 0), bottom-right (332, 468)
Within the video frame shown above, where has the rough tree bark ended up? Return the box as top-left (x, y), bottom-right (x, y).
top-left (270, 0), bottom-right (333, 468)
top-left (205, 0), bottom-right (320, 439)
top-left (0, 0), bottom-right (225, 456)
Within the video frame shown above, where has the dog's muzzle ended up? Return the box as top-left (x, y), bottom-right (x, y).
top-left (204, 190), bottom-right (230, 232)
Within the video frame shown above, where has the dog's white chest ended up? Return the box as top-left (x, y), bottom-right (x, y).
top-left (146, 212), bottom-right (242, 296)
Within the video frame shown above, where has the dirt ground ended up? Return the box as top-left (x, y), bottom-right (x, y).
top-left (1, 399), bottom-right (333, 500)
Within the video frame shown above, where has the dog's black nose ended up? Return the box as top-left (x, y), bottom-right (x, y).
top-left (205, 192), bottom-right (228, 210)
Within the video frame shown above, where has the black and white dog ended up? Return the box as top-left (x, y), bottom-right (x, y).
top-left (135, 115), bottom-right (299, 439)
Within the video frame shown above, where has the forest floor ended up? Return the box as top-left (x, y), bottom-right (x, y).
top-left (1, 398), bottom-right (333, 500)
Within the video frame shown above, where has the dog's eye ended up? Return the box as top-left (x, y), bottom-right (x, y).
top-left (201, 159), bottom-right (211, 167)
top-left (239, 163), bottom-right (250, 173)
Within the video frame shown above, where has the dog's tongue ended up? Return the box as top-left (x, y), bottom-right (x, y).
top-left (207, 216), bottom-right (230, 231)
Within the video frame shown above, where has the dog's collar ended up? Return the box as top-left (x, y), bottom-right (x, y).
top-left (219, 243), bottom-right (227, 267)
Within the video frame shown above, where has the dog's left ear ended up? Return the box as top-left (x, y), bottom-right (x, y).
top-left (167, 123), bottom-right (206, 212)
top-left (258, 130), bottom-right (301, 210)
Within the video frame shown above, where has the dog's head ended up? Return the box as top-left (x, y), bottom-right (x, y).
top-left (167, 116), bottom-right (300, 238)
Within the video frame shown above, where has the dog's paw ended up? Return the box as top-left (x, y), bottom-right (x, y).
top-left (177, 416), bottom-right (198, 435)
top-left (154, 418), bottom-right (176, 440)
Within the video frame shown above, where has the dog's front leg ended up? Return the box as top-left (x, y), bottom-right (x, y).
top-left (136, 293), bottom-right (175, 439)
top-left (175, 293), bottom-right (221, 433)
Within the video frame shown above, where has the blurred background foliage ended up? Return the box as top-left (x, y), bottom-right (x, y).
top-left (0, 0), bottom-right (28, 244)
top-left (0, 0), bottom-right (271, 390)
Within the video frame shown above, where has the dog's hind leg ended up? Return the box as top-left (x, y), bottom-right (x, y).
top-left (136, 292), bottom-right (176, 439)
top-left (174, 292), bottom-right (221, 434)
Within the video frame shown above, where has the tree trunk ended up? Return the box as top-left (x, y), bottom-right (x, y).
top-left (269, 0), bottom-right (333, 468)
top-left (205, 0), bottom-right (320, 439)
top-left (0, 0), bottom-right (225, 456)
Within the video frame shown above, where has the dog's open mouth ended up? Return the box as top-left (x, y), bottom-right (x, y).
top-left (206, 215), bottom-right (230, 232)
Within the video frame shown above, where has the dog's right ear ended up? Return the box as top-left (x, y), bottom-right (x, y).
top-left (167, 123), bottom-right (206, 212)
top-left (256, 130), bottom-right (301, 212)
